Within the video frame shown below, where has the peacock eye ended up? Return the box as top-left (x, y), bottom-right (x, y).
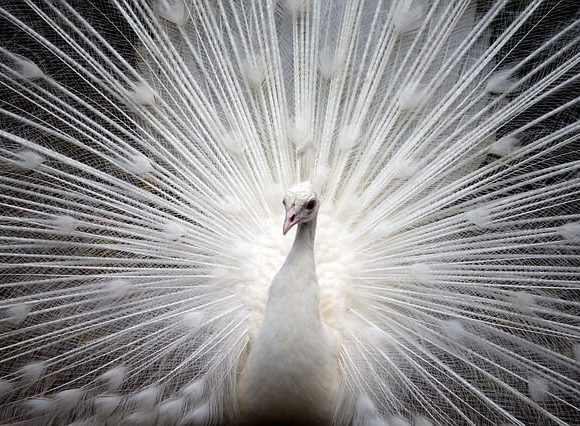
top-left (306, 199), bottom-right (316, 210)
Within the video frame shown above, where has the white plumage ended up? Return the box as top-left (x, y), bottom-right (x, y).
top-left (0, 0), bottom-right (579, 425)
top-left (238, 182), bottom-right (338, 425)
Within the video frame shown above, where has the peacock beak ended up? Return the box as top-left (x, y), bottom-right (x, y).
top-left (283, 206), bottom-right (299, 235)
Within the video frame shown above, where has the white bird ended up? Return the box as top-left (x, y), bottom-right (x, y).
top-left (0, 1), bottom-right (579, 425)
top-left (238, 182), bottom-right (338, 425)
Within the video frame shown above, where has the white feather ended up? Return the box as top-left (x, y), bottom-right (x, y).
top-left (157, 0), bottom-right (187, 26)
top-left (55, 388), bottom-right (84, 412)
top-left (15, 150), bottom-right (44, 170)
top-left (489, 136), bottom-right (519, 157)
top-left (0, 379), bottom-right (13, 397)
top-left (8, 54), bottom-right (44, 80)
top-left (180, 380), bottom-right (205, 404)
top-left (157, 398), bottom-right (184, 424)
top-left (5, 303), bottom-right (30, 326)
top-left (486, 69), bottom-right (515, 94)
top-left (0, 1), bottom-right (578, 425)
top-left (19, 361), bottom-right (46, 384)
top-left (94, 395), bottom-right (122, 419)
top-left (25, 398), bottom-right (55, 416)
top-left (180, 403), bottom-right (210, 426)
top-left (528, 376), bottom-right (550, 402)
top-left (131, 386), bottom-right (161, 412)
top-left (98, 366), bottom-right (127, 391)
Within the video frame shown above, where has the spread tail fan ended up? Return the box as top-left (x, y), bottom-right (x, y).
top-left (0, 0), bottom-right (579, 425)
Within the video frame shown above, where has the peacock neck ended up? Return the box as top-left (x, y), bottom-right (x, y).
top-left (269, 215), bottom-right (319, 300)
top-left (238, 211), bottom-right (336, 426)
top-left (291, 216), bottom-right (317, 254)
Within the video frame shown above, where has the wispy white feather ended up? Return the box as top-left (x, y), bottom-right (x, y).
top-left (0, 0), bottom-right (578, 425)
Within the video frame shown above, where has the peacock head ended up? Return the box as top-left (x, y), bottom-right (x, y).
top-left (282, 181), bottom-right (319, 235)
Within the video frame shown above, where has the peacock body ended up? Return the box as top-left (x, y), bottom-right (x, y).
top-left (238, 183), bottom-right (339, 426)
top-left (0, 0), bottom-right (579, 425)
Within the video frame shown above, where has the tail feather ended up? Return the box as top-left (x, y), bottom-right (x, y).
top-left (0, 0), bottom-right (579, 424)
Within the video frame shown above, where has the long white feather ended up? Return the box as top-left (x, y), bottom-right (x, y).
top-left (0, 0), bottom-right (578, 425)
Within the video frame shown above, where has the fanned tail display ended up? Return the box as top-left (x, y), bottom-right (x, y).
top-left (0, 1), bottom-right (579, 425)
